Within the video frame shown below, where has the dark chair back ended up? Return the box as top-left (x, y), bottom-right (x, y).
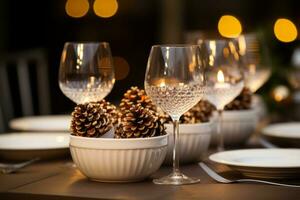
top-left (0, 49), bottom-right (51, 132)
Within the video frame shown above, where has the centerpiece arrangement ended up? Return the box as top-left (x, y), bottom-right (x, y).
top-left (69, 90), bottom-right (168, 182)
top-left (59, 43), bottom-right (168, 182)
top-left (58, 41), bottom-right (265, 185)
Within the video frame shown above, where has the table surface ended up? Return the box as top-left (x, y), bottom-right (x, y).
top-left (1, 156), bottom-right (300, 200)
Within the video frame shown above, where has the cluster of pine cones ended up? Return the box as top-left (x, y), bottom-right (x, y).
top-left (225, 87), bottom-right (252, 110)
top-left (70, 86), bottom-right (165, 138)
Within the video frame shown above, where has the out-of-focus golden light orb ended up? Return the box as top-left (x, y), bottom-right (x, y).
top-left (272, 85), bottom-right (290, 102)
top-left (65, 0), bottom-right (89, 18)
top-left (274, 18), bottom-right (298, 43)
top-left (93, 0), bottom-right (118, 18)
top-left (113, 57), bottom-right (130, 80)
top-left (218, 15), bottom-right (242, 38)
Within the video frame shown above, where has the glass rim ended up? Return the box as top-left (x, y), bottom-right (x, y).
top-left (64, 41), bottom-right (110, 46)
top-left (151, 44), bottom-right (200, 48)
top-left (198, 38), bottom-right (234, 43)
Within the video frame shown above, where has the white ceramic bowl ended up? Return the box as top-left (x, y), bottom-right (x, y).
top-left (252, 94), bottom-right (268, 120)
top-left (211, 109), bottom-right (257, 146)
top-left (164, 122), bottom-right (212, 164)
top-left (69, 131), bottom-right (168, 183)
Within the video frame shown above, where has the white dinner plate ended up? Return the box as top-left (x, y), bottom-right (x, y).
top-left (9, 115), bottom-right (71, 132)
top-left (209, 149), bottom-right (300, 179)
top-left (0, 133), bottom-right (70, 160)
top-left (261, 122), bottom-right (300, 147)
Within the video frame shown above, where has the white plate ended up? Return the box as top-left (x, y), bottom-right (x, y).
top-left (262, 122), bottom-right (300, 139)
top-left (261, 123), bottom-right (300, 147)
top-left (0, 133), bottom-right (70, 160)
top-left (209, 149), bottom-right (300, 179)
top-left (9, 115), bottom-right (71, 132)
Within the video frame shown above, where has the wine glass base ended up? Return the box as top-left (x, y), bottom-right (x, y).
top-left (153, 172), bottom-right (200, 185)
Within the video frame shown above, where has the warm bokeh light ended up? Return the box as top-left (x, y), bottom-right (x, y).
top-left (237, 35), bottom-right (246, 56)
top-left (113, 57), bottom-right (130, 80)
top-left (65, 0), bottom-right (89, 18)
top-left (218, 15), bottom-right (242, 38)
top-left (217, 70), bottom-right (225, 83)
top-left (93, 0), bottom-right (118, 18)
top-left (274, 18), bottom-right (298, 43)
top-left (272, 85), bottom-right (290, 102)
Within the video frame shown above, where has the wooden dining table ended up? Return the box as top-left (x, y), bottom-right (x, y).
top-left (1, 141), bottom-right (300, 200)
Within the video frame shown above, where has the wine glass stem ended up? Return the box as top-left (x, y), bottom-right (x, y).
top-left (172, 119), bottom-right (180, 174)
top-left (217, 109), bottom-right (224, 152)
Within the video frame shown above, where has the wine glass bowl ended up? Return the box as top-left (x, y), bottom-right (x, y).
top-left (145, 45), bottom-right (205, 185)
top-left (205, 67), bottom-right (244, 110)
top-left (145, 45), bottom-right (205, 119)
top-left (237, 33), bottom-right (271, 93)
top-left (201, 40), bottom-right (244, 110)
top-left (59, 42), bottom-right (115, 104)
top-left (199, 39), bottom-right (244, 151)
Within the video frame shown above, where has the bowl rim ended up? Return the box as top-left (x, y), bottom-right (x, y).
top-left (164, 121), bottom-right (212, 135)
top-left (70, 133), bottom-right (168, 141)
top-left (70, 133), bottom-right (169, 149)
top-left (164, 121), bottom-right (212, 127)
top-left (221, 108), bottom-right (256, 114)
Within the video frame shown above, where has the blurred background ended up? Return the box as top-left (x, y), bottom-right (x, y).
top-left (0, 0), bottom-right (300, 131)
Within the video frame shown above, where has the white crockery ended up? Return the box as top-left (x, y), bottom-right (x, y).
top-left (70, 132), bottom-right (168, 182)
top-left (211, 109), bottom-right (257, 146)
top-left (261, 122), bottom-right (300, 147)
top-left (262, 122), bottom-right (300, 139)
top-left (0, 132), bottom-right (70, 160)
top-left (252, 94), bottom-right (268, 120)
top-left (9, 115), bottom-right (71, 132)
top-left (209, 149), bottom-right (300, 179)
top-left (164, 122), bottom-right (211, 164)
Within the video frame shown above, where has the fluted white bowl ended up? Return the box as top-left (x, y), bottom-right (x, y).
top-left (70, 132), bottom-right (168, 182)
top-left (252, 94), bottom-right (268, 120)
top-left (164, 122), bottom-right (212, 164)
top-left (211, 109), bottom-right (257, 146)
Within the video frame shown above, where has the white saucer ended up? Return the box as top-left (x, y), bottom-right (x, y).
top-left (9, 115), bottom-right (71, 132)
top-left (0, 133), bottom-right (70, 160)
top-left (209, 149), bottom-right (300, 179)
top-left (261, 123), bottom-right (300, 147)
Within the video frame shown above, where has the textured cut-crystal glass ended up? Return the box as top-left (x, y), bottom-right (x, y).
top-left (59, 42), bottom-right (115, 104)
top-left (145, 45), bottom-right (205, 185)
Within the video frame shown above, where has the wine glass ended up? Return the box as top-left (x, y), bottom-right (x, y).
top-left (199, 39), bottom-right (244, 151)
top-left (59, 42), bottom-right (115, 104)
top-left (144, 45), bottom-right (205, 185)
top-left (236, 33), bottom-right (271, 93)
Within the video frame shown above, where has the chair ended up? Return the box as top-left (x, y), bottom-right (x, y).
top-left (0, 49), bottom-right (51, 132)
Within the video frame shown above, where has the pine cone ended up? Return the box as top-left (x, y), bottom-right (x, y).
top-left (70, 102), bottom-right (113, 137)
top-left (161, 100), bottom-right (215, 124)
top-left (97, 99), bottom-right (118, 125)
top-left (119, 86), bottom-right (157, 114)
top-left (191, 100), bottom-right (215, 122)
top-left (225, 87), bottom-right (252, 110)
top-left (115, 105), bottom-right (165, 138)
